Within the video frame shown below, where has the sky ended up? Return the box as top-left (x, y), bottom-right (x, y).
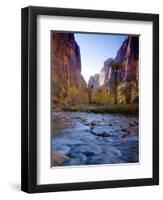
top-left (74, 33), bottom-right (127, 83)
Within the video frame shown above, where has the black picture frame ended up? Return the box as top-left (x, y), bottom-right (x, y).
top-left (21, 6), bottom-right (159, 193)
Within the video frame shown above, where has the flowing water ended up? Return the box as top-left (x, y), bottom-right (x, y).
top-left (51, 111), bottom-right (139, 166)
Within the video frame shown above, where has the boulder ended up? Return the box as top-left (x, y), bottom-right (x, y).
top-left (51, 152), bottom-right (70, 166)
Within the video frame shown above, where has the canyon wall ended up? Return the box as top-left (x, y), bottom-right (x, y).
top-left (88, 74), bottom-right (100, 89)
top-left (51, 32), bottom-right (88, 107)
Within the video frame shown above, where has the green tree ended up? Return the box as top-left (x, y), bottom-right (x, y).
top-left (111, 61), bottom-right (123, 104)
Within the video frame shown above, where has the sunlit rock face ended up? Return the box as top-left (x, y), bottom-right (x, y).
top-left (51, 32), bottom-right (88, 106)
top-left (88, 74), bottom-right (100, 89)
top-left (99, 58), bottom-right (114, 86)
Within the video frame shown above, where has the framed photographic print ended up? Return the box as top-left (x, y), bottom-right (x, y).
top-left (21, 6), bottom-right (159, 193)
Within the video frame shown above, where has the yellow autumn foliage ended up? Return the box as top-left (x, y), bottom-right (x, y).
top-left (91, 89), bottom-right (114, 105)
top-left (66, 86), bottom-right (88, 105)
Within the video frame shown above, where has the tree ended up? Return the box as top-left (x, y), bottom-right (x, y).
top-left (67, 86), bottom-right (79, 105)
top-left (91, 89), bottom-right (114, 105)
top-left (66, 86), bottom-right (88, 105)
top-left (88, 86), bottom-right (93, 104)
top-left (117, 82), bottom-right (131, 104)
top-left (111, 61), bottom-right (123, 104)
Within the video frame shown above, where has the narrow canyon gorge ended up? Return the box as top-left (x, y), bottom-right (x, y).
top-left (52, 32), bottom-right (139, 107)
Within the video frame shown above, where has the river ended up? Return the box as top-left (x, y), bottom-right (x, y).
top-left (51, 111), bottom-right (139, 166)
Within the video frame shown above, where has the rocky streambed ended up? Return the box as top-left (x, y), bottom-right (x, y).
top-left (51, 111), bottom-right (139, 166)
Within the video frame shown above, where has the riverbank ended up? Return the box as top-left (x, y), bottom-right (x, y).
top-left (62, 103), bottom-right (138, 115)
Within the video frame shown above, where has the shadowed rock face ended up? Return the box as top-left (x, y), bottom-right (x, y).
top-left (51, 32), bottom-right (87, 105)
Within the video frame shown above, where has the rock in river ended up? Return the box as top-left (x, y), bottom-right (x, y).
top-left (52, 152), bottom-right (70, 166)
top-left (96, 131), bottom-right (110, 137)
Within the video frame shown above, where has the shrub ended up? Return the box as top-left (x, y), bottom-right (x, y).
top-left (91, 89), bottom-right (114, 105)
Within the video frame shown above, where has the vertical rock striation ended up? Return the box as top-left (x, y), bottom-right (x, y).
top-left (99, 58), bottom-right (114, 86)
top-left (115, 36), bottom-right (139, 83)
top-left (51, 32), bottom-right (88, 107)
